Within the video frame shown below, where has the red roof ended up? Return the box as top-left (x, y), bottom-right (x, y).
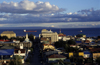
top-left (14, 49), bottom-right (25, 53)
top-left (58, 33), bottom-right (66, 36)
top-left (90, 48), bottom-right (100, 52)
top-left (0, 40), bottom-right (10, 42)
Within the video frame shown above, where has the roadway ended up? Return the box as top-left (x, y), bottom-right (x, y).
top-left (30, 43), bottom-right (43, 65)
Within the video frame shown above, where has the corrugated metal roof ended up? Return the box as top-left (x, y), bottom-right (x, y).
top-left (0, 49), bottom-right (14, 55)
top-left (45, 51), bottom-right (58, 55)
top-left (84, 51), bottom-right (91, 54)
top-left (48, 54), bottom-right (66, 58)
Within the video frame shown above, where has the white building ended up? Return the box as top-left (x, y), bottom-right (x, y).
top-left (14, 44), bottom-right (26, 63)
top-left (39, 29), bottom-right (58, 43)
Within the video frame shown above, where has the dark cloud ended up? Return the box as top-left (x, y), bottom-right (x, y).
top-left (0, 6), bottom-right (100, 24)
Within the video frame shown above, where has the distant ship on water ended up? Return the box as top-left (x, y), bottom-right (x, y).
top-left (80, 30), bottom-right (82, 32)
top-left (24, 30), bottom-right (37, 32)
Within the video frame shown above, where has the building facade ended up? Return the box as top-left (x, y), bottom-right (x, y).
top-left (39, 29), bottom-right (58, 43)
top-left (1, 31), bottom-right (16, 38)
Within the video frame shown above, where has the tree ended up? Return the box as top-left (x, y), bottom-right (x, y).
top-left (54, 40), bottom-right (67, 48)
top-left (84, 58), bottom-right (93, 63)
top-left (96, 57), bottom-right (100, 64)
top-left (29, 47), bottom-right (33, 53)
top-left (28, 34), bottom-right (34, 42)
top-left (70, 56), bottom-right (83, 63)
top-left (9, 55), bottom-right (22, 65)
top-left (9, 60), bottom-right (14, 65)
top-left (1, 36), bottom-right (8, 40)
top-left (67, 40), bottom-right (76, 45)
top-left (97, 36), bottom-right (100, 39)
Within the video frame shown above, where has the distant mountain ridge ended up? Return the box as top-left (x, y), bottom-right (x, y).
top-left (0, 27), bottom-right (56, 29)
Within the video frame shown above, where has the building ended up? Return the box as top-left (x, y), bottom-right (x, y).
top-left (14, 44), bottom-right (26, 63)
top-left (43, 44), bottom-right (55, 50)
top-left (58, 33), bottom-right (71, 41)
top-left (39, 29), bottom-right (58, 43)
top-left (0, 42), bottom-right (32, 48)
top-left (47, 54), bottom-right (66, 63)
top-left (0, 49), bottom-right (14, 65)
top-left (93, 53), bottom-right (100, 60)
top-left (76, 34), bottom-right (86, 38)
top-left (1, 31), bottom-right (16, 38)
top-left (84, 51), bottom-right (91, 58)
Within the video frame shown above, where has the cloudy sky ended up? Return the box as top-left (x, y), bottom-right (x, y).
top-left (0, 0), bottom-right (100, 28)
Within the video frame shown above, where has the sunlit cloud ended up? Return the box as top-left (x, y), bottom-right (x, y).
top-left (0, 0), bottom-right (64, 14)
top-left (0, 0), bottom-right (99, 28)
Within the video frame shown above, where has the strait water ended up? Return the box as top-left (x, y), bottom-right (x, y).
top-left (0, 28), bottom-right (100, 37)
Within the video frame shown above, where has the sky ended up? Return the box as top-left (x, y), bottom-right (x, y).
top-left (0, 0), bottom-right (100, 28)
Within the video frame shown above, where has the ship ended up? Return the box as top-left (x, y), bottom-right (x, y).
top-left (80, 30), bottom-right (82, 32)
top-left (24, 30), bottom-right (37, 32)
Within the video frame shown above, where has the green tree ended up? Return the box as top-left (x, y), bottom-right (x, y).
top-left (70, 56), bottom-right (83, 63)
top-left (54, 40), bottom-right (67, 48)
top-left (29, 47), bottom-right (33, 53)
top-left (96, 57), bottom-right (100, 64)
top-left (84, 58), bottom-right (93, 63)
top-left (9, 55), bottom-right (22, 65)
top-left (67, 39), bottom-right (76, 45)
top-left (1, 36), bottom-right (8, 40)
top-left (28, 34), bottom-right (34, 42)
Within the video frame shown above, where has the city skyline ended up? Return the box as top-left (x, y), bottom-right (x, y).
top-left (0, 0), bottom-right (100, 28)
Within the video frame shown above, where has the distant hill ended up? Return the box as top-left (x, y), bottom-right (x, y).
top-left (0, 27), bottom-right (57, 29)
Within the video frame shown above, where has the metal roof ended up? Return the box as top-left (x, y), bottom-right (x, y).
top-left (0, 49), bottom-right (14, 55)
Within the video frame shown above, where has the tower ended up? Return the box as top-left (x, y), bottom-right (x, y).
top-left (25, 34), bottom-right (29, 42)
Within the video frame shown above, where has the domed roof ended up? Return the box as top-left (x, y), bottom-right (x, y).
top-left (42, 29), bottom-right (48, 32)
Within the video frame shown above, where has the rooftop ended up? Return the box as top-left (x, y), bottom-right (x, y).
top-left (48, 54), bottom-right (66, 58)
top-left (0, 49), bottom-right (14, 55)
top-left (1, 31), bottom-right (15, 34)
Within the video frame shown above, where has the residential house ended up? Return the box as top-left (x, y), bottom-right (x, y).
top-left (43, 44), bottom-right (55, 51)
top-left (47, 54), bottom-right (66, 63)
top-left (93, 53), bottom-right (100, 60)
top-left (70, 45), bottom-right (80, 48)
top-left (0, 40), bottom-right (10, 42)
top-left (76, 34), bottom-right (86, 38)
top-left (90, 48), bottom-right (100, 53)
top-left (40, 37), bottom-right (51, 44)
top-left (76, 41), bottom-right (82, 45)
top-left (69, 51), bottom-right (90, 57)
top-left (58, 33), bottom-right (67, 41)
top-left (79, 52), bottom-right (84, 57)
top-left (45, 50), bottom-right (58, 56)
top-left (69, 52), bottom-right (73, 57)
top-left (84, 51), bottom-right (91, 58)
top-left (0, 49), bottom-right (14, 65)
top-left (14, 44), bottom-right (26, 63)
